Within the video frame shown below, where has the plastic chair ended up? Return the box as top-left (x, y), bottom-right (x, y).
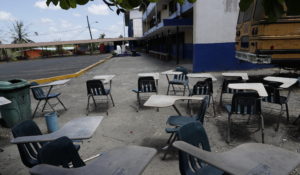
top-left (166, 96), bottom-right (209, 127)
top-left (173, 141), bottom-right (300, 175)
top-left (176, 122), bottom-right (224, 175)
top-left (11, 120), bottom-right (46, 168)
top-left (162, 96), bottom-right (209, 160)
top-left (86, 80), bottom-right (115, 115)
top-left (132, 76), bottom-right (157, 112)
top-left (167, 66), bottom-right (189, 95)
top-left (262, 83), bottom-right (290, 131)
top-left (225, 92), bottom-right (264, 143)
top-left (189, 78), bottom-right (216, 116)
top-left (11, 120), bottom-right (80, 168)
top-left (219, 77), bottom-right (243, 106)
top-left (31, 82), bottom-right (67, 118)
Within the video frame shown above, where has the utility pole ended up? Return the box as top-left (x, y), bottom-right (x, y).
top-left (86, 15), bottom-right (93, 55)
top-left (123, 13), bottom-right (126, 53)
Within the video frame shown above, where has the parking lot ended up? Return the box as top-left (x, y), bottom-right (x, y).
top-left (0, 54), bottom-right (110, 81)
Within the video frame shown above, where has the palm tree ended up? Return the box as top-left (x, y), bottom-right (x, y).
top-left (10, 20), bottom-right (34, 44)
top-left (99, 33), bottom-right (105, 39)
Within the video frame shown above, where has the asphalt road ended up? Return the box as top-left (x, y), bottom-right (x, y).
top-left (0, 54), bottom-right (109, 80)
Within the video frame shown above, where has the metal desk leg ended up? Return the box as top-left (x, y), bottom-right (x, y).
top-left (156, 80), bottom-right (159, 112)
top-left (41, 86), bottom-right (54, 112)
top-left (172, 105), bottom-right (182, 116)
top-left (293, 114), bottom-right (300, 125)
top-left (162, 105), bottom-right (182, 160)
top-left (166, 75), bottom-right (170, 95)
top-left (162, 134), bottom-right (177, 160)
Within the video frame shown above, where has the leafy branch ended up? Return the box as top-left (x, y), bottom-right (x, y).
top-left (47, 0), bottom-right (300, 19)
top-left (46, 0), bottom-right (196, 15)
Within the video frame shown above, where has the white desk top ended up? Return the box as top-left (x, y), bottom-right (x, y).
top-left (93, 75), bottom-right (115, 84)
top-left (144, 95), bottom-right (203, 108)
top-left (161, 70), bottom-right (183, 75)
top-left (222, 73), bottom-right (249, 80)
top-left (30, 145), bottom-right (156, 175)
top-left (11, 116), bottom-right (103, 144)
top-left (138, 73), bottom-right (160, 80)
top-left (31, 79), bottom-right (70, 88)
top-left (187, 73), bottom-right (217, 81)
top-left (264, 76), bottom-right (298, 88)
top-left (228, 83), bottom-right (268, 97)
top-left (0, 97), bottom-right (11, 106)
top-left (174, 141), bottom-right (300, 175)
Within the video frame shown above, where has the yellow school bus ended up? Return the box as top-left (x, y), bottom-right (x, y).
top-left (235, 0), bottom-right (300, 69)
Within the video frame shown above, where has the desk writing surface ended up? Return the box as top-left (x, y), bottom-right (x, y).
top-left (138, 73), bottom-right (160, 80)
top-left (144, 95), bottom-right (203, 108)
top-left (31, 79), bottom-right (70, 88)
top-left (228, 83), bottom-right (268, 97)
top-left (93, 75), bottom-right (115, 84)
top-left (264, 76), bottom-right (298, 88)
top-left (11, 116), bottom-right (103, 144)
top-left (222, 73), bottom-right (249, 80)
top-left (174, 141), bottom-right (300, 175)
top-left (161, 70), bottom-right (183, 75)
top-left (187, 73), bottom-right (217, 81)
top-left (0, 97), bottom-right (11, 106)
top-left (30, 146), bottom-right (157, 175)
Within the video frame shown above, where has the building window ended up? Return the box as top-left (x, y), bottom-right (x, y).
top-left (169, 0), bottom-right (177, 16)
top-left (157, 11), bottom-right (161, 24)
top-left (150, 16), bottom-right (156, 28)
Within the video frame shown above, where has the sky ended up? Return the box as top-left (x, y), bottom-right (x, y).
top-left (0, 0), bottom-right (127, 44)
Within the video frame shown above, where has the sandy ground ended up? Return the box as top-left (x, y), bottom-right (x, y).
top-left (0, 54), bottom-right (300, 175)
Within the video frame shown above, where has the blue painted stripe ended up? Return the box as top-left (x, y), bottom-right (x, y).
top-left (163, 18), bottom-right (193, 26)
top-left (193, 43), bottom-right (273, 72)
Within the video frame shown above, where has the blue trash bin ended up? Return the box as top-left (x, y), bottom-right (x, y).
top-left (45, 112), bottom-right (59, 133)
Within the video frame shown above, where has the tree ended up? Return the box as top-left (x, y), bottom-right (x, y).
top-left (99, 33), bottom-right (105, 39)
top-left (10, 20), bottom-right (33, 44)
top-left (47, 0), bottom-right (300, 20)
top-left (46, 0), bottom-right (195, 15)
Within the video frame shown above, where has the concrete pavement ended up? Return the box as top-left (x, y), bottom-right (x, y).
top-left (1, 54), bottom-right (300, 175)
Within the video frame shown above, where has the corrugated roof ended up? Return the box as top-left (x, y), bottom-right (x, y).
top-left (0, 37), bottom-right (140, 49)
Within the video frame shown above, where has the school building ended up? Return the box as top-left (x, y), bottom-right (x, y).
top-left (127, 0), bottom-right (269, 72)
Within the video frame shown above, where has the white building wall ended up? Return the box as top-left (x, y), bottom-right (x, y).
top-left (133, 19), bottom-right (143, 37)
top-left (130, 10), bottom-right (143, 19)
top-left (129, 9), bottom-right (143, 37)
top-left (193, 0), bottom-right (239, 44)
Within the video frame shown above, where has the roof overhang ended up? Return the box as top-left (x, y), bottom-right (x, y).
top-left (0, 37), bottom-right (141, 49)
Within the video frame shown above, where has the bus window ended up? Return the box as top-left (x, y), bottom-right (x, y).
top-left (237, 12), bottom-right (244, 24)
top-left (243, 2), bottom-right (254, 22)
top-left (286, 0), bottom-right (300, 16)
top-left (254, 0), bottom-right (265, 20)
top-left (241, 36), bottom-right (249, 48)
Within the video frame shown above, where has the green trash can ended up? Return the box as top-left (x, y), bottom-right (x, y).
top-left (0, 79), bottom-right (31, 128)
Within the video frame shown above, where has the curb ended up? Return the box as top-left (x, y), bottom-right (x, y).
top-left (31, 55), bottom-right (113, 84)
